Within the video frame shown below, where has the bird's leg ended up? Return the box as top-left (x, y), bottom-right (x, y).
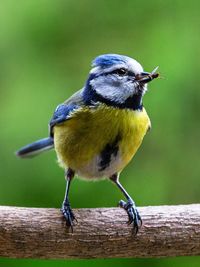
top-left (110, 173), bottom-right (142, 235)
top-left (61, 168), bottom-right (76, 231)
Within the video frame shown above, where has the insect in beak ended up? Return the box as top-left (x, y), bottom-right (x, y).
top-left (136, 66), bottom-right (159, 84)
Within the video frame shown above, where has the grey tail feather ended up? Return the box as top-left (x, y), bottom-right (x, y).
top-left (16, 137), bottom-right (54, 158)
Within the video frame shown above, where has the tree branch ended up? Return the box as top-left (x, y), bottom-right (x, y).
top-left (0, 204), bottom-right (200, 259)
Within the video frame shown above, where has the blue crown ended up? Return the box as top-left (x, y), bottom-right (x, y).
top-left (92, 54), bottom-right (130, 68)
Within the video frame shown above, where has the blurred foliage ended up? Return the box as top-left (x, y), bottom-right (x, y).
top-left (0, 0), bottom-right (200, 266)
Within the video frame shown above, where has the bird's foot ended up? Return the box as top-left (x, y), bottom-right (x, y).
top-left (61, 201), bottom-right (77, 232)
top-left (119, 199), bottom-right (142, 235)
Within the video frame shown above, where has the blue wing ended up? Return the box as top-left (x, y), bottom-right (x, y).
top-left (49, 103), bottom-right (79, 137)
top-left (49, 89), bottom-right (85, 137)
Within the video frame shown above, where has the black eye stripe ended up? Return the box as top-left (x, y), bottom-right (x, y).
top-left (105, 68), bottom-right (135, 77)
top-left (111, 68), bottom-right (127, 75)
top-left (127, 71), bottom-right (136, 77)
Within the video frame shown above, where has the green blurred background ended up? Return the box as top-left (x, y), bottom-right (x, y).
top-left (0, 0), bottom-right (200, 266)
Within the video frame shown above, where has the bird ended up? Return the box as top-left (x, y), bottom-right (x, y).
top-left (16, 54), bottom-right (159, 234)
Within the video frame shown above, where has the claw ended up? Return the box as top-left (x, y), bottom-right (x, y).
top-left (118, 199), bottom-right (142, 235)
top-left (118, 200), bottom-right (127, 208)
top-left (61, 202), bottom-right (76, 232)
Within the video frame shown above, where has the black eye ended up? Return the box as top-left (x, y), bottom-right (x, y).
top-left (112, 68), bottom-right (128, 76)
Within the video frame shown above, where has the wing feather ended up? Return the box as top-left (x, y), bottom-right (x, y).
top-left (49, 89), bottom-right (84, 137)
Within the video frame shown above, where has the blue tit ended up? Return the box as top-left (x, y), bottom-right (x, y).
top-left (16, 54), bottom-right (159, 234)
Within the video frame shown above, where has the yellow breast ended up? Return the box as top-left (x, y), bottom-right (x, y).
top-left (53, 105), bottom-right (151, 178)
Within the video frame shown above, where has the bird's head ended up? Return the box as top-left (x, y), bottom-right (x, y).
top-left (83, 54), bottom-right (159, 110)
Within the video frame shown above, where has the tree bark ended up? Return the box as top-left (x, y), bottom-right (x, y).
top-left (0, 204), bottom-right (200, 259)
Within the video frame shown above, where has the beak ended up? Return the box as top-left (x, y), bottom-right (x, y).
top-left (135, 66), bottom-right (159, 84)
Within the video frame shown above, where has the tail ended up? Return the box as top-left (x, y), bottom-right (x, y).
top-left (16, 137), bottom-right (54, 158)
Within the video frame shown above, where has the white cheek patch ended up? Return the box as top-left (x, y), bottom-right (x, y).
top-left (90, 76), bottom-right (136, 104)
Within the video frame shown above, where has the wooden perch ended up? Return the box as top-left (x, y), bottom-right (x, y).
top-left (0, 204), bottom-right (200, 259)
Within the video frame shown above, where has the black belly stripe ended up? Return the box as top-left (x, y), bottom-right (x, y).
top-left (98, 134), bottom-right (121, 171)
